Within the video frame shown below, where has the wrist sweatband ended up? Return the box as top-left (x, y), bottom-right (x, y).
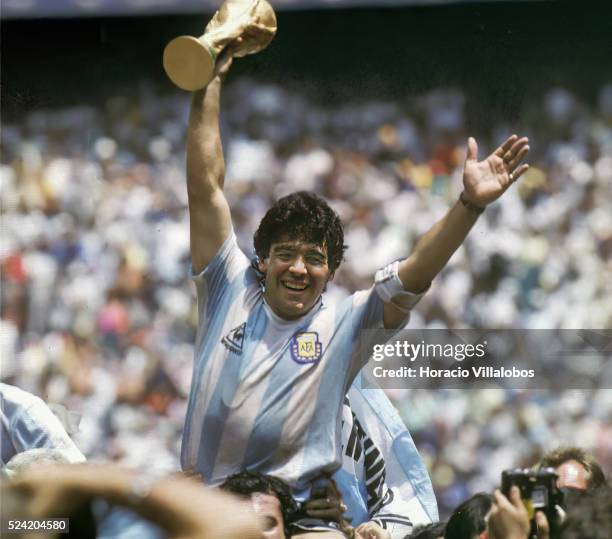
top-left (374, 260), bottom-right (427, 313)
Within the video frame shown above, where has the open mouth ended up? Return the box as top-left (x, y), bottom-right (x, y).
top-left (282, 281), bottom-right (308, 292)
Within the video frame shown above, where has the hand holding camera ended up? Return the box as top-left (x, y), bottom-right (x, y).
top-left (489, 468), bottom-right (564, 539)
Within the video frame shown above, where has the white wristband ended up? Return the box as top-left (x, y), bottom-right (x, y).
top-left (374, 260), bottom-right (427, 313)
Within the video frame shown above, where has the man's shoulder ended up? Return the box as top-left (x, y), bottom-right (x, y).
top-left (222, 265), bottom-right (263, 307)
top-left (322, 285), bottom-right (375, 305)
top-left (300, 289), bottom-right (376, 338)
top-left (319, 287), bottom-right (379, 319)
top-left (196, 249), bottom-right (261, 306)
top-left (194, 232), bottom-right (253, 281)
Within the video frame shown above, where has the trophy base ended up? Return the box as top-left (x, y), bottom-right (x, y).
top-left (163, 36), bottom-right (215, 91)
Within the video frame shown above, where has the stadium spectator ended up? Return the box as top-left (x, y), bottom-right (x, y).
top-left (537, 446), bottom-right (607, 491)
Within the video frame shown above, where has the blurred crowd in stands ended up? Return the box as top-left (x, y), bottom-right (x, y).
top-left (1, 78), bottom-right (611, 518)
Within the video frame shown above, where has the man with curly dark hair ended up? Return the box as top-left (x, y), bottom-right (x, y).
top-left (180, 48), bottom-right (529, 539)
top-left (252, 190), bottom-right (347, 320)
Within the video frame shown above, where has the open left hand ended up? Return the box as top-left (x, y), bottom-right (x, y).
top-left (462, 135), bottom-right (530, 207)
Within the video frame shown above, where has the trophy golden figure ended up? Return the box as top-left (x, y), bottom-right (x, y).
top-left (163, 0), bottom-right (277, 91)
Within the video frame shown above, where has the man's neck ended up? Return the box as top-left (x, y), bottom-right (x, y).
top-left (262, 295), bottom-right (323, 323)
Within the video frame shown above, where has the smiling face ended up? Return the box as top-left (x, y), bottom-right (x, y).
top-left (258, 239), bottom-right (333, 320)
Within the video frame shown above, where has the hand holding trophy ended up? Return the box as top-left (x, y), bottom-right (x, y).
top-left (163, 0), bottom-right (277, 91)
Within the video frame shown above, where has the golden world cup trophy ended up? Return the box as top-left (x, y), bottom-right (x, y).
top-left (163, 0), bottom-right (277, 91)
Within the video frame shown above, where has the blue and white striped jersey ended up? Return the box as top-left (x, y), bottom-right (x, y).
top-left (181, 232), bottom-right (419, 496)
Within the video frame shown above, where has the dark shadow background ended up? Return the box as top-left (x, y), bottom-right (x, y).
top-left (2, 2), bottom-right (612, 122)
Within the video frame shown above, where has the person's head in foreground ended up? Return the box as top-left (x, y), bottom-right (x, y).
top-left (407, 520), bottom-right (447, 539)
top-left (254, 191), bottom-right (346, 320)
top-left (444, 492), bottom-right (492, 539)
top-left (537, 446), bottom-right (608, 512)
top-left (560, 485), bottom-right (612, 539)
top-left (220, 470), bottom-right (298, 539)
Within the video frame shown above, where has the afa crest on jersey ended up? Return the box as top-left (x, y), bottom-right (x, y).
top-left (290, 332), bottom-right (323, 364)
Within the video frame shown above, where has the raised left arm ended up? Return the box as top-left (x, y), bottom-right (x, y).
top-left (384, 135), bottom-right (530, 328)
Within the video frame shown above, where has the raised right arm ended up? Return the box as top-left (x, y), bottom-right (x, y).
top-left (186, 72), bottom-right (233, 274)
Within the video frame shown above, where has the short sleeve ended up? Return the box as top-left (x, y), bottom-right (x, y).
top-left (191, 232), bottom-right (252, 319)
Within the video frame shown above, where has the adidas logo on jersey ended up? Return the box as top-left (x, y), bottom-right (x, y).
top-left (222, 323), bottom-right (246, 354)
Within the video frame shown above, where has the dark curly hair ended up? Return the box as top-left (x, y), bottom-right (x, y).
top-left (406, 521), bottom-right (446, 539)
top-left (444, 492), bottom-right (491, 539)
top-left (254, 191), bottom-right (347, 273)
top-left (561, 486), bottom-right (612, 539)
top-left (220, 470), bottom-right (299, 538)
